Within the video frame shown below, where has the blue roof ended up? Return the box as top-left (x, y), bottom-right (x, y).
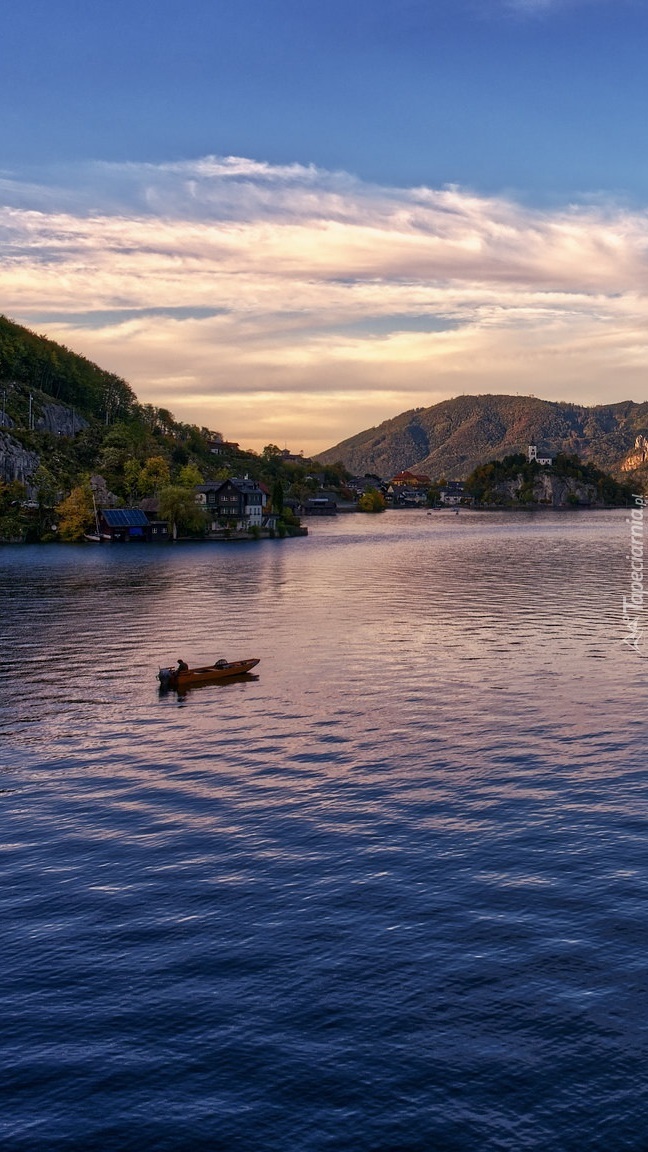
top-left (101, 508), bottom-right (150, 527)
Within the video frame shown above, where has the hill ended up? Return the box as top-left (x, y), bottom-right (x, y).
top-left (0, 313), bottom-right (137, 425)
top-left (316, 394), bottom-right (648, 479)
top-left (0, 313), bottom-right (251, 512)
top-left (0, 316), bottom-right (349, 541)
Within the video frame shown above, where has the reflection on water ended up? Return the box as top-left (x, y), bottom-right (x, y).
top-left (1, 510), bottom-right (647, 1152)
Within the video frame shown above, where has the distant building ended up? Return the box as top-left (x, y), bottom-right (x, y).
top-left (528, 444), bottom-right (553, 466)
top-left (387, 483), bottom-right (428, 506)
top-left (208, 438), bottom-right (240, 455)
top-left (302, 497), bottom-right (337, 515)
top-left (439, 481), bottom-right (465, 506)
top-left (391, 470), bottom-right (431, 487)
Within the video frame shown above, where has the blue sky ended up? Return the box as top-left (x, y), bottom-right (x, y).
top-left (3, 0), bottom-right (647, 196)
top-left (2, 0), bottom-right (648, 451)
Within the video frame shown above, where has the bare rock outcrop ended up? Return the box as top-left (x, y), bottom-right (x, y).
top-left (620, 435), bottom-right (648, 473)
top-left (491, 472), bottom-right (598, 506)
top-left (0, 431), bottom-right (39, 484)
top-left (35, 402), bottom-right (88, 437)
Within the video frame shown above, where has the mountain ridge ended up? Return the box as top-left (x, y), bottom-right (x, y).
top-left (315, 394), bottom-right (648, 479)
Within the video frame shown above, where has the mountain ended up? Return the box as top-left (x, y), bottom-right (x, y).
top-left (316, 394), bottom-right (648, 480)
top-left (0, 315), bottom-right (242, 500)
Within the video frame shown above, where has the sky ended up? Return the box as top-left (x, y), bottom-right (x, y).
top-left (1, 0), bottom-right (648, 454)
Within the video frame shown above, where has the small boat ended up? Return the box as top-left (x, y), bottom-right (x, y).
top-left (158, 658), bottom-right (260, 690)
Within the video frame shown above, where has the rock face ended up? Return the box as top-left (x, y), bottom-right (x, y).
top-left (620, 435), bottom-right (648, 473)
top-left (317, 394), bottom-right (648, 480)
top-left (0, 431), bottom-right (39, 484)
top-left (493, 472), bottom-right (598, 506)
top-left (35, 402), bottom-right (88, 437)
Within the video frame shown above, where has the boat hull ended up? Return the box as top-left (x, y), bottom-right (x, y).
top-left (158, 659), bottom-right (260, 689)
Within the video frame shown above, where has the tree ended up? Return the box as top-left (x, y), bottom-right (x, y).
top-left (56, 484), bottom-right (95, 540)
top-left (158, 485), bottom-right (206, 540)
top-left (177, 462), bottom-right (203, 488)
top-left (358, 488), bottom-right (386, 513)
top-left (30, 466), bottom-right (59, 540)
top-left (123, 458), bottom-right (142, 500)
top-left (262, 444), bottom-right (282, 461)
top-left (33, 465), bottom-right (58, 508)
top-left (140, 456), bottom-right (171, 495)
top-left (98, 446), bottom-right (127, 477)
top-left (272, 478), bottom-right (284, 513)
top-left (0, 480), bottom-right (28, 541)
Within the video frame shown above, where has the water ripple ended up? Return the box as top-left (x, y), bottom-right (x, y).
top-left (1, 512), bottom-right (647, 1151)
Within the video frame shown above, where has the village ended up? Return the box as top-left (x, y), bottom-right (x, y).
top-left (87, 445), bottom-right (566, 543)
top-left (88, 453), bottom-right (472, 544)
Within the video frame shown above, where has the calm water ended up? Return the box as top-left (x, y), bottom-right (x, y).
top-left (1, 510), bottom-right (647, 1151)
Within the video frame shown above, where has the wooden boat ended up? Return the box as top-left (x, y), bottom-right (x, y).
top-left (158, 658), bottom-right (260, 690)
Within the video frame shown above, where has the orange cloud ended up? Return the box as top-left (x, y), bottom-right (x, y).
top-left (2, 157), bottom-right (648, 453)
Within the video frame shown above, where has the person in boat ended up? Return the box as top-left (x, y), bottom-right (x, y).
top-left (176, 658), bottom-right (189, 673)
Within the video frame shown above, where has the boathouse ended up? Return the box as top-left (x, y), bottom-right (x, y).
top-left (99, 508), bottom-right (168, 542)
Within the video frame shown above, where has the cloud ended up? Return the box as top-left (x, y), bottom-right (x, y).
top-left (2, 156), bottom-right (648, 453)
top-left (497, 0), bottom-right (610, 13)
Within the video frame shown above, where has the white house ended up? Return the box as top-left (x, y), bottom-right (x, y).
top-left (528, 444), bottom-right (553, 466)
top-left (439, 481), bottom-right (465, 505)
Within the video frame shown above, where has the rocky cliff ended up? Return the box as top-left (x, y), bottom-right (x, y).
top-left (0, 397), bottom-right (87, 488)
top-left (36, 402), bottom-right (88, 437)
top-left (0, 431), bottom-right (40, 485)
top-left (620, 435), bottom-right (648, 472)
top-left (491, 472), bottom-right (598, 507)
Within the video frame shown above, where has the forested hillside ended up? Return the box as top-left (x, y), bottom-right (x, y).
top-left (317, 394), bottom-right (648, 479)
top-left (0, 315), bottom-right (136, 424)
top-left (0, 316), bottom-right (346, 541)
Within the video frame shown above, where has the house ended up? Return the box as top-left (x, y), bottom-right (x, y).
top-left (388, 482), bottom-right (429, 506)
top-left (439, 481), bottom-right (465, 506)
top-left (391, 470), bottom-right (431, 488)
top-left (347, 476), bottom-right (388, 497)
top-left (208, 437), bottom-right (240, 455)
top-left (528, 444), bottom-right (553, 466)
top-left (302, 496), bottom-right (337, 515)
top-left (195, 478), bottom-right (266, 529)
top-left (206, 431), bottom-right (223, 453)
top-left (99, 508), bottom-right (169, 542)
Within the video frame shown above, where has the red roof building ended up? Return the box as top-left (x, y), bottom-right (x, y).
top-left (391, 470), bottom-right (431, 487)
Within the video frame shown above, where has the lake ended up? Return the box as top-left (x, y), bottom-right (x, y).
top-left (1, 509), bottom-right (647, 1151)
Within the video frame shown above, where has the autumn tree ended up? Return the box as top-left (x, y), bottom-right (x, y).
top-left (123, 458), bottom-right (142, 500)
top-left (177, 462), bottom-right (203, 488)
top-left (358, 488), bottom-right (386, 513)
top-left (56, 484), bottom-right (95, 540)
top-left (140, 456), bottom-right (171, 495)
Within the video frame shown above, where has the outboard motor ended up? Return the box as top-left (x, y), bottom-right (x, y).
top-left (158, 666), bottom-right (173, 690)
